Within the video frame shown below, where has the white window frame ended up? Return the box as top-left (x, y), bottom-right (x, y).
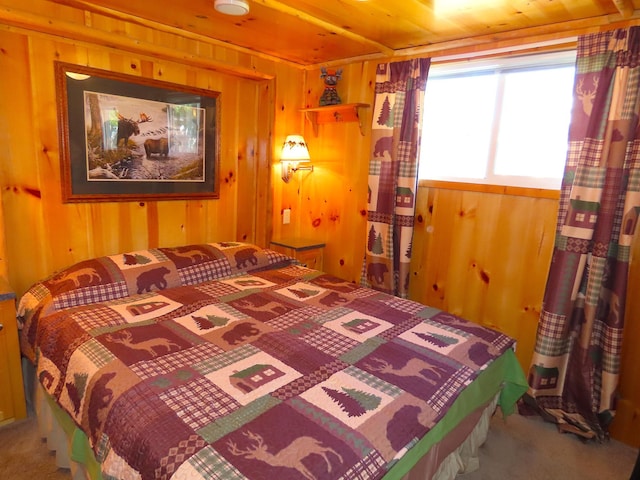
top-left (418, 49), bottom-right (577, 191)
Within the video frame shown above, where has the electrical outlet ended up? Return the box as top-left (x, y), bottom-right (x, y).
top-left (283, 208), bottom-right (291, 224)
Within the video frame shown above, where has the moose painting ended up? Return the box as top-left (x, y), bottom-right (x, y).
top-left (84, 91), bottom-right (206, 181)
top-left (56, 62), bottom-right (220, 202)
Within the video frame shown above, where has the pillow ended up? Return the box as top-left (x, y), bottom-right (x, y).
top-left (17, 242), bottom-right (294, 329)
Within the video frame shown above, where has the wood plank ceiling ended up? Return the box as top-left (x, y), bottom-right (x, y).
top-left (52, 0), bottom-right (640, 66)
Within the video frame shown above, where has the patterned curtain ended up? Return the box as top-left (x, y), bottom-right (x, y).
top-left (361, 58), bottom-right (430, 297)
top-left (526, 27), bottom-right (640, 440)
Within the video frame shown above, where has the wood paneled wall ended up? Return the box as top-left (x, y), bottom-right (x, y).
top-left (0, 0), bottom-right (304, 297)
top-left (272, 62), bottom-right (377, 283)
top-left (409, 185), bottom-right (558, 371)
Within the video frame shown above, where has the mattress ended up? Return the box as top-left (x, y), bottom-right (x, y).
top-left (18, 242), bottom-right (527, 480)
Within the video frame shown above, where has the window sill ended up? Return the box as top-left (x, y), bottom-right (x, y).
top-left (418, 179), bottom-right (560, 200)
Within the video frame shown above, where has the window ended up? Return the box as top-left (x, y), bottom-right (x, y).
top-left (418, 50), bottom-right (577, 190)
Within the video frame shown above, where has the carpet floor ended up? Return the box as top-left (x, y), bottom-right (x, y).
top-left (0, 409), bottom-right (637, 479)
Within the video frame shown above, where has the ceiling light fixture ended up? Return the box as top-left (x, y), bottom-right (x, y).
top-left (214, 0), bottom-right (249, 16)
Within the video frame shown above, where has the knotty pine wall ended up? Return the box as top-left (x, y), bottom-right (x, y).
top-left (410, 186), bottom-right (559, 371)
top-left (0, 0), bottom-right (305, 297)
top-left (271, 61), bottom-right (377, 286)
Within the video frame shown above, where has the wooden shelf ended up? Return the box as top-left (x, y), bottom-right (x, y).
top-left (301, 103), bottom-right (369, 136)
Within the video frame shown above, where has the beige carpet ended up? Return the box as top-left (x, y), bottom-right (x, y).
top-left (0, 409), bottom-right (637, 479)
top-left (463, 410), bottom-right (638, 480)
top-left (0, 414), bottom-right (69, 480)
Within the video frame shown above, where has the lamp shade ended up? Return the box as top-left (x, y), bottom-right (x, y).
top-left (214, 0), bottom-right (249, 16)
top-left (281, 135), bottom-right (310, 161)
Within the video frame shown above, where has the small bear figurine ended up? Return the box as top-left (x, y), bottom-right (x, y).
top-left (319, 67), bottom-right (343, 106)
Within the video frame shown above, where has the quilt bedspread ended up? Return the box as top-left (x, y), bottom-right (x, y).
top-left (20, 244), bottom-right (517, 480)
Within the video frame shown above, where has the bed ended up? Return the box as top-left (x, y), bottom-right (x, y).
top-left (17, 242), bottom-right (527, 480)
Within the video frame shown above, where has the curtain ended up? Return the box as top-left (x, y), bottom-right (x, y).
top-left (361, 58), bottom-right (430, 297)
top-left (526, 27), bottom-right (640, 440)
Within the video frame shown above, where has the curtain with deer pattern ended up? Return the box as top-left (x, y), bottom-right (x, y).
top-left (525, 27), bottom-right (640, 440)
top-left (361, 58), bottom-right (430, 297)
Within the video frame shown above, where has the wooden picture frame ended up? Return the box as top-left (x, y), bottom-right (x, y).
top-left (55, 62), bottom-right (220, 202)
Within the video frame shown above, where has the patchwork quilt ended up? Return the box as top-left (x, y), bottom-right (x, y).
top-left (19, 242), bottom-right (517, 480)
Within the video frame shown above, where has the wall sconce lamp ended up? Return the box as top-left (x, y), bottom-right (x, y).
top-left (281, 134), bottom-right (313, 183)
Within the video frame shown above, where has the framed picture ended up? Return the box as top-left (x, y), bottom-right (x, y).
top-left (55, 62), bottom-right (220, 202)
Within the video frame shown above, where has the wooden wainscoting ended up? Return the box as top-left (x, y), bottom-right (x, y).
top-left (409, 182), bottom-right (559, 372)
top-left (409, 181), bottom-right (640, 448)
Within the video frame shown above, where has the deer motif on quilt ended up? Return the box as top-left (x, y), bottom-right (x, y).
top-left (105, 330), bottom-right (180, 358)
top-left (365, 357), bottom-right (446, 385)
top-left (168, 247), bottom-right (211, 265)
top-left (234, 298), bottom-right (288, 317)
top-left (227, 431), bottom-right (343, 480)
top-left (50, 267), bottom-right (102, 288)
top-left (313, 276), bottom-right (356, 293)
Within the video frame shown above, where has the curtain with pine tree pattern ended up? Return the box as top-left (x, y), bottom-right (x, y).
top-left (361, 58), bottom-right (430, 297)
